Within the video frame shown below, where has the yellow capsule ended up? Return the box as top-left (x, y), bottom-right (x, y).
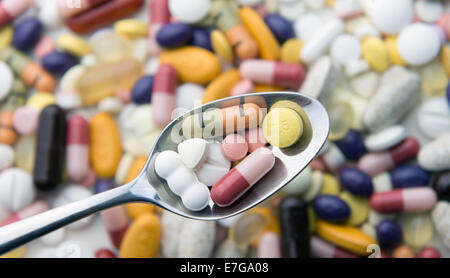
top-left (202, 69), bottom-right (241, 104)
top-left (327, 101), bottom-right (354, 140)
top-left (211, 29), bottom-right (234, 63)
top-left (0, 246), bottom-right (26, 258)
top-left (254, 84), bottom-right (284, 92)
top-left (0, 26), bottom-right (13, 48)
top-left (340, 191), bottom-right (370, 226)
top-left (238, 7), bottom-right (280, 60)
top-left (280, 39), bottom-right (303, 64)
top-left (420, 59), bottom-right (448, 96)
top-left (120, 213), bottom-right (161, 258)
top-left (361, 36), bottom-right (391, 72)
top-left (316, 220), bottom-right (377, 256)
top-left (90, 112), bottom-right (122, 178)
top-left (114, 19), bottom-right (148, 39)
top-left (57, 33), bottom-right (91, 57)
top-left (385, 35), bottom-right (406, 65)
top-left (263, 107), bottom-right (304, 148)
top-left (442, 45), bottom-right (450, 76)
top-left (125, 156), bottom-right (156, 220)
top-left (160, 46), bottom-right (221, 85)
top-left (320, 174), bottom-right (340, 195)
top-left (26, 92), bottom-right (56, 111)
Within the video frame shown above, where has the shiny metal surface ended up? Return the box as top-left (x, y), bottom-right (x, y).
top-left (0, 92), bottom-right (329, 254)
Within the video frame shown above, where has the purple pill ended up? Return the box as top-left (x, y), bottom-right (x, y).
top-left (41, 51), bottom-right (78, 75)
top-left (156, 23), bottom-right (192, 48)
top-left (190, 28), bottom-right (212, 51)
top-left (264, 14), bottom-right (295, 43)
top-left (313, 195), bottom-right (351, 222)
top-left (12, 17), bottom-right (43, 51)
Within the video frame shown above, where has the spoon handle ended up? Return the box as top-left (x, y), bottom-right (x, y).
top-left (0, 183), bottom-right (134, 255)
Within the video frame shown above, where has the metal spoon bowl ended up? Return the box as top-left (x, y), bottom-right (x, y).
top-left (0, 92), bottom-right (329, 254)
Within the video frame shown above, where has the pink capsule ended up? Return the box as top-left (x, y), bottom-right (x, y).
top-left (152, 64), bottom-right (177, 128)
top-left (230, 79), bottom-right (255, 96)
top-left (257, 232), bottom-right (281, 258)
top-left (0, 201), bottom-right (50, 227)
top-left (211, 147), bottom-right (275, 207)
top-left (34, 37), bottom-right (56, 59)
top-left (310, 236), bottom-right (358, 258)
top-left (57, 0), bottom-right (111, 19)
top-left (101, 205), bottom-right (129, 248)
top-left (0, 0), bottom-right (34, 28)
top-left (370, 187), bottom-right (437, 214)
top-left (66, 115), bottom-right (90, 181)
top-left (239, 59), bottom-right (306, 90)
top-left (358, 137), bottom-right (420, 176)
top-left (148, 0), bottom-right (170, 56)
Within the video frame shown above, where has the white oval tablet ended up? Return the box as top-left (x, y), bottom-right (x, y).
top-left (397, 23), bottom-right (441, 66)
top-left (279, 1), bottom-right (307, 21)
top-left (178, 138), bottom-right (208, 169)
top-left (0, 168), bottom-right (35, 212)
top-left (294, 13), bottom-right (323, 41)
top-left (417, 97), bottom-right (450, 139)
top-left (181, 182), bottom-right (210, 211)
top-left (169, 0), bottom-right (210, 24)
top-left (370, 0), bottom-right (414, 34)
top-left (364, 125), bottom-right (406, 152)
top-left (330, 34), bottom-right (361, 65)
top-left (0, 61), bottom-right (14, 101)
top-left (415, 0), bottom-right (443, 23)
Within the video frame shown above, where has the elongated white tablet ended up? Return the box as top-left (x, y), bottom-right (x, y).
top-left (364, 125), bottom-right (406, 152)
top-left (417, 97), bottom-right (450, 139)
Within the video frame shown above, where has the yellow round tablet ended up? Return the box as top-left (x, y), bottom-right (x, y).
top-left (340, 191), bottom-right (370, 226)
top-left (26, 92), bottom-right (56, 111)
top-left (281, 38), bottom-right (303, 64)
top-left (57, 34), bottom-right (91, 57)
top-left (321, 174), bottom-right (340, 195)
top-left (114, 19), bottom-right (148, 39)
top-left (0, 26), bottom-right (13, 49)
top-left (263, 107), bottom-right (303, 148)
top-left (385, 35), bottom-right (406, 65)
top-left (211, 29), bottom-right (234, 63)
top-left (361, 36), bottom-right (391, 72)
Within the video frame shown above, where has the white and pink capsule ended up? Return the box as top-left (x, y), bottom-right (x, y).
top-left (148, 0), bottom-right (170, 56)
top-left (152, 64), bottom-right (178, 128)
top-left (0, 201), bottom-right (50, 227)
top-left (66, 115), bottom-right (90, 182)
top-left (370, 187), bottom-right (437, 214)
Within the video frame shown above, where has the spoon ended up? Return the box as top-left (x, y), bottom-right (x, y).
top-left (0, 92), bottom-right (329, 255)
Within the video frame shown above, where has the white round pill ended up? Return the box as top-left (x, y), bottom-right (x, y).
top-left (181, 182), bottom-right (210, 211)
top-left (0, 144), bottom-right (14, 170)
top-left (176, 83), bottom-right (204, 111)
top-left (397, 23), bottom-right (441, 66)
top-left (0, 61), bottom-right (13, 101)
top-left (294, 13), bottom-right (323, 41)
top-left (0, 168), bottom-right (35, 212)
top-left (417, 97), bottom-right (450, 139)
top-left (53, 185), bottom-right (93, 229)
top-left (155, 151), bottom-right (183, 178)
top-left (364, 125), bottom-right (406, 152)
top-left (330, 34), bottom-right (361, 65)
top-left (415, 0), bottom-right (443, 23)
top-left (131, 105), bottom-right (157, 137)
top-left (38, 2), bottom-right (63, 29)
top-left (279, 1), bottom-right (307, 22)
top-left (370, 0), bottom-right (414, 34)
top-left (169, 0), bottom-right (210, 24)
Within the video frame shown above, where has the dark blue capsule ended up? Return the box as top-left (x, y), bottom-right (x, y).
top-left (12, 17), bottom-right (43, 51)
top-left (131, 75), bottom-right (154, 104)
top-left (391, 165), bottom-right (430, 188)
top-left (94, 179), bottom-right (115, 194)
top-left (338, 167), bottom-right (373, 196)
top-left (190, 28), bottom-right (212, 51)
top-left (41, 51), bottom-right (78, 75)
top-left (156, 23), bottom-right (192, 48)
top-left (313, 195), bottom-right (351, 222)
top-left (335, 130), bottom-right (367, 160)
top-left (376, 219), bottom-right (402, 247)
top-left (264, 14), bottom-right (295, 43)
top-left (446, 82), bottom-right (450, 107)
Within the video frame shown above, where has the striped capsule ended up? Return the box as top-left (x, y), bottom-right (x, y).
top-left (0, 47), bottom-right (55, 92)
top-left (95, 180), bottom-right (129, 249)
top-left (358, 137), bottom-right (420, 176)
top-left (211, 147), bottom-right (275, 207)
top-left (370, 187), bottom-right (437, 213)
top-left (0, 201), bottom-right (49, 227)
top-left (152, 64), bottom-right (177, 128)
top-left (240, 59), bottom-right (305, 90)
top-left (33, 105), bottom-right (66, 191)
top-left (66, 115), bottom-right (89, 182)
top-left (148, 0), bottom-right (170, 56)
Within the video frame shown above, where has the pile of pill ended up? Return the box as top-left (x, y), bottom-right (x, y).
top-left (0, 0), bottom-right (449, 259)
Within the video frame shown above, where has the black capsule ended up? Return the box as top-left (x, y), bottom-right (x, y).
top-left (434, 171), bottom-right (450, 201)
top-left (33, 105), bottom-right (66, 190)
top-left (279, 196), bottom-right (310, 258)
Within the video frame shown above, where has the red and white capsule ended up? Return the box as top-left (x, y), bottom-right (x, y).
top-left (0, 201), bottom-right (50, 227)
top-left (239, 59), bottom-right (306, 90)
top-left (370, 187), bottom-right (437, 214)
top-left (310, 236), bottom-right (358, 258)
top-left (152, 64), bottom-right (178, 128)
top-left (101, 205), bottom-right (129, 248)
top-left (66, 115), bottom-right (90, 182)
top-left (0, 0), bottom-right (34, 28)
top-left (358, 137), bottom-right (420, 176)
top-left (148, 0), bottom-right (170, 56)
top-left (211, 147), bottom-right (275, 207)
